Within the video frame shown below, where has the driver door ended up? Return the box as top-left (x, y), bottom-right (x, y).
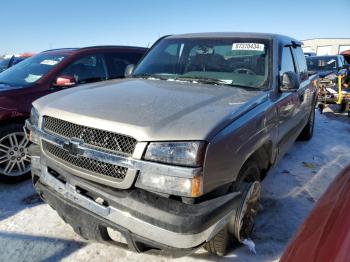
top-left (275, 46), bottom-right (302, 160)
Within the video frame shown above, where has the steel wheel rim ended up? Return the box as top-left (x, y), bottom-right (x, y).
top-left (233, 181), bottom-right (261, 242)
top-left (0, 132), bottom-right (31, 177)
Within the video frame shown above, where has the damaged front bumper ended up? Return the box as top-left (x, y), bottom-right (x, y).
top-left (29, 143), bottom-right (241, 252)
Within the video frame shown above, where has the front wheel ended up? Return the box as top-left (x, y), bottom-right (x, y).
top-left (204, 160), bottom-right (261, 256)
top-left (0, 123), bottom-right (31, 183)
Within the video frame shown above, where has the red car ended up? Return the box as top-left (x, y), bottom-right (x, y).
top-left (0, 46), bottom-right (147, 182)
top-left (281, 164), bottom-right (350, 262)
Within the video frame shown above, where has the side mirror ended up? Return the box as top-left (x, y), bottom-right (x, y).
top-left (280, 71), bottom-right (300, 92)
top-left (124, 64), bottom-right (135, 78)
top-left (53, 75), bottom-right (76, 88)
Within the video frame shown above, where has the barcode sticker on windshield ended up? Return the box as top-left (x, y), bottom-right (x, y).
top-left (40, 60), bottom-right (59, 66)
top-left (232, 43), bottom-right (265, 51)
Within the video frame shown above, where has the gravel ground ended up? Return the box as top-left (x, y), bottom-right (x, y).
top-left (0, 112), bottom-right (350, 262)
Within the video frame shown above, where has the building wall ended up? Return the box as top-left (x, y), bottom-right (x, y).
top-left (302, 38), bottom-right (350, 55)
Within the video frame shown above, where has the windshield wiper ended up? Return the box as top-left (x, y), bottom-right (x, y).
top-left (174, 76), bottom-right (258, 90)
top-left (173, 76), bottom-right (228, 85)
top-left (132, 73), bottom-right (170, 81)
top-left (133, 74), bottom-right (259, 90)
top-left (223, 83), bottom-right (258, 90)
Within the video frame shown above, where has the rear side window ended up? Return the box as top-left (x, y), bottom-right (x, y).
top-left (105, 52), bottom-right (144, 79)
top-left (280, 47), bottom-right (296, 74)
top-left (293, 47), bottom-right (308, 81)
top-left (61, 54), bottom-right (108, 84)
top-left (339, 55), bottom-right (347, 67)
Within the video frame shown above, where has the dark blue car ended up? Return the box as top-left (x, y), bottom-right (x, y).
top-left (306, 55), bottom-right (349, 78)
top-left (0, 55), bottom-right (31, 73)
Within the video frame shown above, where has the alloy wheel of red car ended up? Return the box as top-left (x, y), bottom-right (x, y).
top-left (0, 132), bottom-right (31, 177)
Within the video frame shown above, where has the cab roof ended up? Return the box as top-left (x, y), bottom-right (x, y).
top-left (41, 45), bottom-right (148, 56)
top-left (166, 32), bottom-right (302, 46)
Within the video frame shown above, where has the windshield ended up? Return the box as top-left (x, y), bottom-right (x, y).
top-left (0, 59), bottom-right (10, 71)
top-left (12, 57), bottom-right (27, 66)
top-left (0, 53), bottom-right (67, 86)
top-left (133, 38), bottom-right (270, 89)
top-left (306, 56), bottom-right (338, 72)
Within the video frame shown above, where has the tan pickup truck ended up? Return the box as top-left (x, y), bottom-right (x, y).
top-left (26, 33), bottom-right (318, 256)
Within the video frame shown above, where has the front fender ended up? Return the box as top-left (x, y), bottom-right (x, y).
top-left (202, 99), bottom-right (277, 194)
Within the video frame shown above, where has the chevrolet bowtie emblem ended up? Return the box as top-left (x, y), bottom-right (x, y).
top-left (63, 138), bottom-right (85, 157)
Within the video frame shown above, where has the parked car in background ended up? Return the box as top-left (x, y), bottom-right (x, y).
top-left (306, 55), bottom-right (349, 78)
top-left (340, 49), bottom-right (350, 64)
top-left (306, 55), bottom-right (350, 114)
top-left (303, 52), bottom-right (316, 57)
top-left (0, 46), bottom-right (147, 182)
top-left (0, 53), bottom-right (34, 73)
top-left (281, 164), bottom-right (350, 262)
top-left (27, 33), bottom-right (318, 256)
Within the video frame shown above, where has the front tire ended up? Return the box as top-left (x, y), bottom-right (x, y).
top-left (204, 225), bottom-right (232, 256)
top-left (204, 160), bottom-right (261, 256)
top-left (0, 123), bottom-right (31, 183)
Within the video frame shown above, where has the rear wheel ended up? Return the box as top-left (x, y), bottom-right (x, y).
top-left (298, 108), bottom-right (315, 141)
top-left (0, 123), bottom-right (31, 183)
top-left (318, 104), bottom-right (324, 114)
top-left (204, 160), bottom-right (261, 256)
top-left (339, 102), bottom-right (347, 113)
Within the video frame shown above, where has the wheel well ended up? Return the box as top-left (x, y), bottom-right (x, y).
top-left (1, 116), bottom-right (28, 127)
top-left (245, 141), bottom-right (273, 180)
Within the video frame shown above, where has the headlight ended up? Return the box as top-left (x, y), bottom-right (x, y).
top-left (135, 173), bottom-right (203, 197)
top-left (143, 141), bottom-right (206, 167)
top-left (29, 107), bottom-right (39, 127)
top-left (28, 107), bottom-right (40, 144)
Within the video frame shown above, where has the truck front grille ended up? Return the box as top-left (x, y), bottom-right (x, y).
top-left (43, 141), bottom-right (128, 181)
top-left (43, 116), bottom-right (137, 156)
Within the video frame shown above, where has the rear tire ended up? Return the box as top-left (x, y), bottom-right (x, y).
top-left (298, 108), bottom-right (315, 141)
top-left (204, 160), bottom-right (261, 256)
top-left (0, 123), bottom-right (31, 183)
top-left (318, 104), bottom-right (324, 114)
top-left (339, 102), bottom-right (347, 113)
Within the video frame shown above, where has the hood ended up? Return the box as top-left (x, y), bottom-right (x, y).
top-left (34, 79), bottom-right (265, 141)
top-left (0, 83), bottom-right (15, 92)
top-left (0, 83), bottom-right (29, 93)
top-left (318, 70), bottom-right (337, 78)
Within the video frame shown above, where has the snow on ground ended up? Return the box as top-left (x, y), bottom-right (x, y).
top-left (0, 111), bottom-right (350, 262)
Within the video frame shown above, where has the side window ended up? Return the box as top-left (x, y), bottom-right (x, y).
top-left (143, 43), bottom-right (181, 74)
top-left (280, 47), bottom-right (296, 75)
top-left (61, 54), bottom-right (107, 84)
top-left (165, 44), bottom-right (179, 56)
top-left (105, 52), bottom-right (144, 79)
top-left (293, 47), bottom-right (308, 81)
top-left (339, 56), bottom-right (347, 67)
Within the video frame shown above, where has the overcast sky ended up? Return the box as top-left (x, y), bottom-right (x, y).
top-left (1, 0), bottom-right (349, 54)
